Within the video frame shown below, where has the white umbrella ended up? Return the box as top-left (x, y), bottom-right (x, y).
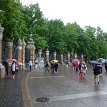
top-left (98, 58), bottom-right (105, 63)
top-left (51, 60), bottom-right (58, 63)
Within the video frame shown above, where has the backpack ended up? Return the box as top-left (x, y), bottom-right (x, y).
top-left (82, 65), bottom-right (86, 70)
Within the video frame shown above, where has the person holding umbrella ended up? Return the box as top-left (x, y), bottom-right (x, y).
top-left (44, 61), bottom-right (49, 72)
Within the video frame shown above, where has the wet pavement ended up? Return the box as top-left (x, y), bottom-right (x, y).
top-left (0, 71), bottom-right (27, 107)
top-left (27, 65), bottom-right (107, 107)
top-left (1, 64), bottom-right (107, 107)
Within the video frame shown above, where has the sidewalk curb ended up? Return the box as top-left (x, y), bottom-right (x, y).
top-left (22, 72), bottom-right (33, 107)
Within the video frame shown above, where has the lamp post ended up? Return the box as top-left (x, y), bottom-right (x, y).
top-left (61, 54), bottom-right (64, 64)
top-left (0, 24), bottom-right (5, 79)
top-left (53, 52), bottom-right (56, 60)
top-left (46, 48), bottom-right (49, 62)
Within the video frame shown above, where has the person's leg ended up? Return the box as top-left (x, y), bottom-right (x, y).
top-left (46, 67), bottom-right (49, 72)
top-left (97, 75), bottom-right (100, 84)
top-left (94, 75), bottom-right (97, 84)
top-left (30, 65), bottom-right (31, 71)
top-left (79, 71), bottom-right (82, 77)
top-left (76, 68), bottom-right (78, 72)
top-left (52, 67), bottom-right (54, 73)
top-left (47, 67), bottom-right (49, 72)
top-left (100, 67), bottom-right (102, 74)
top-left (105, 66), bottom-right (107, 72)
top-left (6, 69), bottom-right (8, 75)
top-left (44, 67), bottom-right (46, 72)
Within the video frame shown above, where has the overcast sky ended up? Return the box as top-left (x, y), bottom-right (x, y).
top-left (21, 0), bottom-right (107, 32)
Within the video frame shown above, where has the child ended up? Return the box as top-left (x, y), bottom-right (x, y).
top-left (79, 62), bottom-right (83, 77)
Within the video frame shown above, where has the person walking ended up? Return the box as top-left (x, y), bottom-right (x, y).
top-left (4, 61), bottom-right (9, 75)
top-left (81, 61), bottom-right (87, 78)
top-left (54, 62), bottom-right (58, 73)
top-left (75, 62), bottom-right (79, 72)
top-left (29, 60), bottom-right (32, 72)
top-left (79, 61), bottom-right (83, 77)
top-left (11, 61), bottom-right (16, 79)
top-left (72, 61), bottom-right (75, 71)
top-left (93, 63), bottom-right (101, 85)
top-left (51, 61), bottom-right (55, 74)
top-left (105, 62), bottom-right (107, 72)
top-left (44, 61), bottom-right (49, 72)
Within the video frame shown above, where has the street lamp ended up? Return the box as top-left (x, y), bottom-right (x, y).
top-left (0, 24), bottom-right (5, 79)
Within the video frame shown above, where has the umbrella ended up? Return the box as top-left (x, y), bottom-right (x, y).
top-left (6, 59), bottom-right (19, 65)
top-left (104, 59), bottom-right (107, 63)
top-left (51, 60), bottom-right (58, 63)
top-left (98, 58), bottom-right (105, 63)
top-left (90, 61), bottom-right (101, 65)
top-left (73, 59), bottom-right (80, 63)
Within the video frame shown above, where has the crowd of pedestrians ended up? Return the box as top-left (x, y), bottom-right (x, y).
top-left (3, 57), bottom-right (107, 86)
top-left (3, 60), bottom-right (19, 79)
top-left (44, 60), bottom-right (58, 74)
top-left (72, 58), bottom-right (107, 85)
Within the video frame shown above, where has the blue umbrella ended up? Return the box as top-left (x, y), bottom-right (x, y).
top-left (90, 61), bottom-right (101, 65)
top-left (104, 59), bottom-right (107, 63)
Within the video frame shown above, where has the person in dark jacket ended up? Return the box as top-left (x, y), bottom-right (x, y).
top-left (44, 61), bottom-right (49, 72)
top-left (93, 64), bottom-right (101, 84)
top-left (4, 61), bottom-right (9, 75)
top-left (51, 61), bottom-right (55, 73)
top-left (54, 62), bottom-right (58, 73)
top-left (105, 62), bottom-right (107, 72)
top-left (79, 62), bottom-right (83, 77)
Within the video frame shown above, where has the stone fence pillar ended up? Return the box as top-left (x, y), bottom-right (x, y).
top-left (22, 39), bottom-right (26, 69)
top-left (7, 41), bottom-right (13, 60)
top-left (0, 25), bottom-right (5, 79)
top-left (61, 54), bottom-right (64, 64)
top-left (38, 49), bottom-right (42, 60)
top-left (46, 49), bottom-right (49, 62)
top-left (53, 52), bottom-right (56, 60)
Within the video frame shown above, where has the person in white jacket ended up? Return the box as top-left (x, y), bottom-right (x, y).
top-left (11, 61), bottom-right (16, 79)
top-left (29, 60), bottom-right (32, 71)
top-left (81, 61), bottom-right (87, 77)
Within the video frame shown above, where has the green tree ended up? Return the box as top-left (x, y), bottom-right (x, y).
top-left (0, 0), bottom-right (26, 40)
top-left (47, 19), bottom-right (66, 53)
top-left (22, 4), bottom-right (48, 49)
